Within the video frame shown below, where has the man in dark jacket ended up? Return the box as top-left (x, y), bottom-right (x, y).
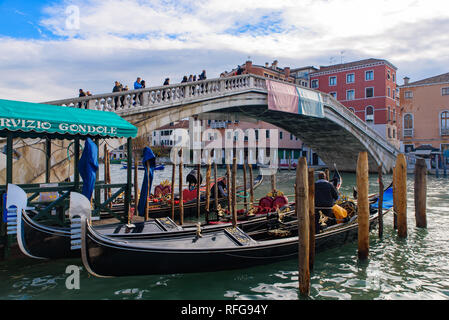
top-left (78, 89), bottom-right (86, 108)
top-left (315, 171), bottom-right (339, 232)
top-left (112, 81), bottom-right (122, 108)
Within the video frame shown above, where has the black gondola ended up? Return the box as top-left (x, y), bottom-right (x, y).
top-left (78, 189), bottom-right (393, 277)
top-left (5, 176), bottom-right (264, 259)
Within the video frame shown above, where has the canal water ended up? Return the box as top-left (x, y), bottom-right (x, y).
top-left (0, 164), bottom-right (448, 300)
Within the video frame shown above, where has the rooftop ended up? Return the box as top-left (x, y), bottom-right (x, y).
top-left (401, 72), bottom-right (449, 87)
top-left (311, 58), bottom-right (398, 74)
top-left (156, 120), bottom-right (189, 130)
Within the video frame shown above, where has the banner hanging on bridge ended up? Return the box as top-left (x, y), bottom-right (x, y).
top-left (266, 80), bottom-right (324, 118)
top-left (296, 87), bottom-right (324, 118)
top-left (266, 80), bottom-right (298, 114)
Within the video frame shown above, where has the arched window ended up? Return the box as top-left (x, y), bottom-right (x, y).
top-left (365, 106), bottom-right (374, 122)
top-left (403, 113), bottom-right (413, 137)
top-left (441, 111), bottom-right (449, 135)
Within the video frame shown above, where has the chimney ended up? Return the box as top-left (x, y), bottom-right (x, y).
top-left (284, 67), bottom-right (291, 79)
top-left (272, 60), bottom-right (278, 69)
top-left (245, 60), bottom-right (252, 71)
top-left (265, 62), bottom-right (269, 68)
top-left (403, 77), bottom-right (410, 85)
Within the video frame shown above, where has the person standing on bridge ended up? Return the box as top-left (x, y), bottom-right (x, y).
top-left (78, 89), bottom-right (86, 108)
top-left (199, 70), bottom-right (207, 80)
top-left (199, 70), bottom-right (207, 93)
top-left (134, 77), bottom-right (143, 106)
top-left (162, 78), bottom-right (170, 100)
top-left (113, 81), bottom-right (122, 109)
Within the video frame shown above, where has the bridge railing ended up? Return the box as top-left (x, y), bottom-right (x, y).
top-left (321, 93), bottom-right (399, 155)
top-left (44, 74), bottom-right (267, 112)
top-left (44, 74), bottom-right (397, 156)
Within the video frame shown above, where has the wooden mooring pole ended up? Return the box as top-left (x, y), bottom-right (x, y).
top-left (171, 158), bottom-right (176, 221)
top-left (249, 164), bottom-right (254, 208)
top-left (308, 168), bottom-right (315, 271)
top-left (197, 164), bottom-right (201, 220)
top-left (205, 158), bottom-right (212, 223)
top-left (226, 163), bottom-right (232, 216)
top-left (392, 166), bottom-right (398, 229)
top-left (271, 171), bottom-right (276, 193)
top-left (144, 159), bottom-right (150, 221)
top-left (395, 154), bottom-right (408, 238)
top-left (214, 162), bottom-right (219, 210)
top-left (296, 157), bottom-right (310, 296)
top-left (179, 149), bottom-right (184, 225)
top-left (133, 151), bottom-right (139, 221)
top-left (378, 164), bottom-right (384, 238)
top-left (232, 157), bottom-right (237, 227)
top-left (414, 158), bottom-right (427, 228)
top-left (242, 163), bottom-right (248, 211)
top-left (357, 151), bottom-right (370, 260)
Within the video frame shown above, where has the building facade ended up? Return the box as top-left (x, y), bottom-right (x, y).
top-left (223, 60), bottom-right (295, 83)
top-left (398, 72), bottom-right (449, 169)
top-left (150, 119), bottom-right (325, 167)
top-left (309, 58), bottom-right (400, 148)
top-left (289, 66), bottom-right (319, 87)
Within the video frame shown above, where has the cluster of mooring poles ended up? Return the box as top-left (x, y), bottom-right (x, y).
top-left (295, 152), bottom-right (428, 297)
top-left (131, 147), bottom-right (257, 226)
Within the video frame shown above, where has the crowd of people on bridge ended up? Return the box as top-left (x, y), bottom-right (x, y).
top-left (75, 69), bottom-right (210, 109)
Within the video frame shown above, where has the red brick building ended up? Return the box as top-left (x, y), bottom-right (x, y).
top-left (309, 58), bottom-right (400, 147)
top-left (223, 60), bottom-right (295, 83)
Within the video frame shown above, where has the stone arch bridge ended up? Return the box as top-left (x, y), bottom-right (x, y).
top-left (1, 75), bottom-right (399, 184)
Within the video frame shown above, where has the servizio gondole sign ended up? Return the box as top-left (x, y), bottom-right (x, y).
top-left (0, 117), bottom-right (118, 136)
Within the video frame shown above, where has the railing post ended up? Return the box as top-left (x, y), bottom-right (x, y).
top-left (248, 75), bottom-right (255, 88)
top-left (125, 138), bottom-right (132, 223)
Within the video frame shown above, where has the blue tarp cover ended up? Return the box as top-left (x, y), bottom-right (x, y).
top-left (78, 138), bottom-right (99, 200)
top-left (371, 186), bottom-right (393, 210)
top-left (137, 147), bottom-right (156, 216)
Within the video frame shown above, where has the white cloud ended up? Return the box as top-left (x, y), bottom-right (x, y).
top-left (1, 0), bottom-right (449, 101)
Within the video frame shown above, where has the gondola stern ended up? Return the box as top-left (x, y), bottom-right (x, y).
top-left (6, 184), bottom-right (47, 260)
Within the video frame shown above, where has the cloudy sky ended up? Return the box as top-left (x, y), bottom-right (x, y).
top-left (1, 0), bottom-right (448, 102)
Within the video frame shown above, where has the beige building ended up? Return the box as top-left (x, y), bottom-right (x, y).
top-left (399, 72), bottom-right (449, 169)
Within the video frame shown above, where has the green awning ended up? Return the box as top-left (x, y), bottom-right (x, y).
top-left (0, 99), bottom-right (137, 139)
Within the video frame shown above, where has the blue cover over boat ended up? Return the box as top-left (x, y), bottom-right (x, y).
top-left (371, 186), bottom-right (393, 210)
top-left (78, 138), bottom-right (99, 200)
top-left (137, 147), bottom-right (156, 216)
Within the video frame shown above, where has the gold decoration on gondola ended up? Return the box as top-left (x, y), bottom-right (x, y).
top-left (246, 206), bottom-right (257, 216)
top-left (196, 222), bottom-right (203, 238)
top-left (160, 180), bottom-right (171, 187)
top-left (337, 200), bottom-right (357, 218)
top-left (216, 204), bottom-right (225, 217)
top-left (268, 229), bottom-right (291, 237)
top-left (318, 212), bottom-right (329, 226)
top-left (267, 190), bottom-right (284, 197)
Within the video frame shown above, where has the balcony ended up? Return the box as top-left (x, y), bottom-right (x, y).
top-left (441, 128), bottom-right (449, 136)
top-left (403, 128), bottom-right (414, 138)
